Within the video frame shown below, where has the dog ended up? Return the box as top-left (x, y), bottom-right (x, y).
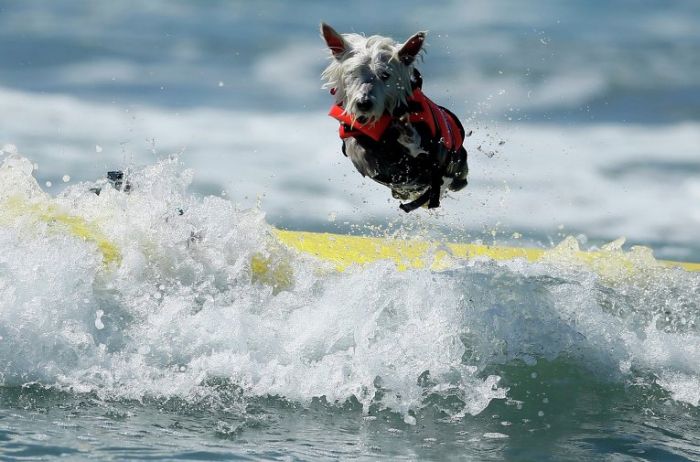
top-left (320, 23), bottom-right (469, 213)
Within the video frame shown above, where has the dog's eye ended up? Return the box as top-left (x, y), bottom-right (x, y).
top-left (379, 71), bottom-right (391, 81)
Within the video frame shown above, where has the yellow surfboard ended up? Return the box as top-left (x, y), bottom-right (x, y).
top-left (273, 229), bottom-right (700, 273)
top-left (249, 229), bottom-right (700, 292)
top-left (1, 195), bottom-right (122, 266)
top-left (2, 194), bottom-right (699, 289)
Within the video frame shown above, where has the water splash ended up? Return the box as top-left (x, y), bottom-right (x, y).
top-left (0, 153), bottom-right (699, 424)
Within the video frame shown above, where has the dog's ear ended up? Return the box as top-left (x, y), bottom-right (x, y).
top-left (320, 22), bottom-right (348, 59)
top-left (398, 31), bottom-right (427, 65)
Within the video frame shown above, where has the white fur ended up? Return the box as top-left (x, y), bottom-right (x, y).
top-left (396, 117), bottom-right (428, 158)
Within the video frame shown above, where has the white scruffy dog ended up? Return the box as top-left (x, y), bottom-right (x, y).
top-left (321, 23), bottom-right (469, 212)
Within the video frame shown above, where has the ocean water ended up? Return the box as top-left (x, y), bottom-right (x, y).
top-left (1, 1), bottom-right (700, 460)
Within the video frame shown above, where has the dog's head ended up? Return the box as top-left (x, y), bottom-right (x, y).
top-left (320, 23), bottom-right (426, 124)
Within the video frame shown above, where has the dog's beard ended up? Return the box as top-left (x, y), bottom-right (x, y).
top-left (345, 96), bottom-right (387, 125)
top-left (347, 108), bottom-right (379, 125)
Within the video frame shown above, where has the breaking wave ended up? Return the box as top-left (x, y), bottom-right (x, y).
top-left (1, 152), bottom-right (699, 424)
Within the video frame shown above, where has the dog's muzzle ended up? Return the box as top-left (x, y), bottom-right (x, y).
top-left (356, 97), bottom-right (372, 112)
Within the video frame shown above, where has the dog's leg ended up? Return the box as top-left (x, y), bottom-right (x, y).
top-left (343, 138), bottom-right (379, 178)
top-left (446, 147), bottom-right (469, 191)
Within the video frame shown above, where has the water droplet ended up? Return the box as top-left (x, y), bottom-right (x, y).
top-left (95, 310), bottom-right (105, 330)
top-left (62, 175), bottom-right (70, 183)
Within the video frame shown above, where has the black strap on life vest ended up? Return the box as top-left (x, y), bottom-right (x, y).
top-left (399, 188), bottom-right (431, 213)
top-left (398, 161), bottom-right (444, 213)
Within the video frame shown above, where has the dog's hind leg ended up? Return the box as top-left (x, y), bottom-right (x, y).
top-left (446, 147), bottom-right (469, 191)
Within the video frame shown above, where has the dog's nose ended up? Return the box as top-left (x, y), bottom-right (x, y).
top-left (356, 97), bottom-right (373, 111)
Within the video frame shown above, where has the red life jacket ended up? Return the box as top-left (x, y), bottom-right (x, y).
top-left (328, 88), bottom-right (464, 152)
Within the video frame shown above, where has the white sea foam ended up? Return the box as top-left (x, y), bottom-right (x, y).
top-left (0, 154), bottom-right (505, 418)
top-left (1, 153), bottom-right (699, 421)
